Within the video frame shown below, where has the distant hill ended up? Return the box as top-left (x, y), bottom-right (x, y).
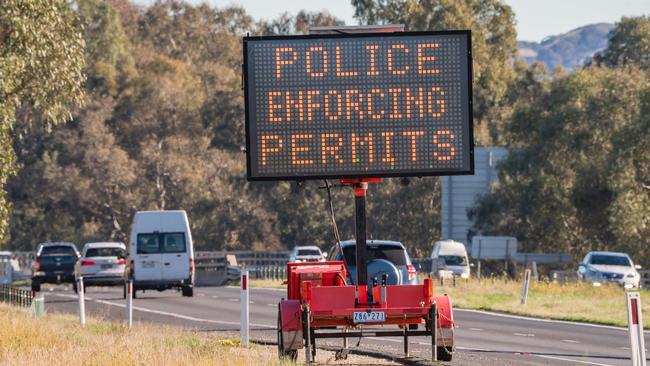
top-left (518, 23), bottom-right (614, 70)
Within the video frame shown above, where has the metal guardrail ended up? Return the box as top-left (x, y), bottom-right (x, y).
top-left (0, 285), bottom-right (34, 308)
top-left (197, 251), bottom-right (290, 267)
top-left (250, 265), bottom-right (287, 281)
top-left (640, 270), bottom-right (650, 288)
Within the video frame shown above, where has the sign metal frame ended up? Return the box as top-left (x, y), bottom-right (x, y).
top-left (243, 30), bottom-right (474, 181)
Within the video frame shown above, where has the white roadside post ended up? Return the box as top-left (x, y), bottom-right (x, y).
top-left (520, 269), bottom-right (531, 305)
top-left (240, 269), bottom-right (249, 346)
top-left (626, 292), bottom-right (647, 366)
top-left (126, 280), bottom-right (133, 328)
top-left (77, 277), bottom-right (86, 327)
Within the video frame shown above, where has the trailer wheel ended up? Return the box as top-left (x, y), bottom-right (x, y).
top-left (437, 346), bottom-right (453, 361)
top-left (277, 309), bottom-right (297, 361)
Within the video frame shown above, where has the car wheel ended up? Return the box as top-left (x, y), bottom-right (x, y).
top-left (437, 346), bottom-right (453, 361)
top-left (31, 280), bottom-right (41, 292)
top-left (182, 285), bottom-right (193, 297)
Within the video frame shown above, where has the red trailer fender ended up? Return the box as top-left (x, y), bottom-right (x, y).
top-left (433, 295), bottom-right (454, 329)
top-left (279, 299), bottom-right (303, 350)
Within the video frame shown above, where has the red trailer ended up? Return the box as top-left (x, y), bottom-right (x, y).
top-left (276, 180), bottom-right (456, 364)
top-left (277, 261), bottom-right (455, 363)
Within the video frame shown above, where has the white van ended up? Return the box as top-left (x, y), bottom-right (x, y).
top-left (127, 210), bottom-right (194, 297)
top-left (0, 251), bottom-right (13, 285)
top-left (431, 240), bottom-right (470, 279)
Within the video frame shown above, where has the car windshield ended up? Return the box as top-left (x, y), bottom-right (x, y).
top-left (590, 254), bottom-right (631, 266)
top-left (441, 255), bottom-right (467, 266)
top-left (40, 245), bottom-right (76, 256)
top-left (297, 249), bottom-right (321, 256)
top-left (137, 233), bottom-right (186, 254)
top-left (342, 245), bottom-right (407, 266)
top-left (85, 247), bottom-right (125, 258)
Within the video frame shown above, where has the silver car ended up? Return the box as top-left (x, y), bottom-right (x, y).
top-left (577, 251), bottom-right (642, 288)
top-left (74, 242), bottom-right (127, 293)
top-left (327, 240), bottom-right (418, 285)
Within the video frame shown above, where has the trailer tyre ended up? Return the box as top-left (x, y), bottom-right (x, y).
top-left (277, 310), bottom-right (297, 361)
top-left (437, 346), bottom-right (453, 361)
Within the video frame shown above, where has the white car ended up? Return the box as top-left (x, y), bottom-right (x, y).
top-left (74, 242), bottom-right (126, 293)
top-left (127, 210), bottom-right (195, 298)
top-left (289, 246), bottom-right (325, 263)
top-left (577, 251), bottom-right (642, 288)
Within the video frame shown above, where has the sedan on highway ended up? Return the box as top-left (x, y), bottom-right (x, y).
top-left (74, 242), bottom-right (127, 293)
top-left (327, 240), bottom-right (418, 285)
top-left (577, 251), bottom-right (642, 288)
top-left (288, 245), bottom-right (326, 262)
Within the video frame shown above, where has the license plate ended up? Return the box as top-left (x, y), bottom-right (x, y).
top-left (353, 311), bottom-right (385, 324)
top-left (101, 264), bottom-right (112, 269)
top-left (142, 261), bottom-right (155, 268)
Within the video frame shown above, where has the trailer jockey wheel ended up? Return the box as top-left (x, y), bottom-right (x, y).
top-left (302, 305), bottom-right (315, 364)
top-left (277, 309), bottom-right (297, 361)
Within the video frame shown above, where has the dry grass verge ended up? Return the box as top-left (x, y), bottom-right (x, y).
top-left (0, 304), bottom-right (289, 366)
top-left (251, 277), bottom-right (649, 328)
top-left (249, 279), bottom-right (285, 289)
top-left (436, 277), bottom-right (650, 328)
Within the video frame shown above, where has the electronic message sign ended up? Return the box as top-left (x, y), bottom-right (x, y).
top-left (243, 31), bottom-right (473, 181)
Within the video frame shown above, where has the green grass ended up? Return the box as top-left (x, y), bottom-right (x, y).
top-left (435, 277), bottom-right (650, 328)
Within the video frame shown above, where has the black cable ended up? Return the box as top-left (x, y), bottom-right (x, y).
top-left (324, 179), bottom-right (351, 284)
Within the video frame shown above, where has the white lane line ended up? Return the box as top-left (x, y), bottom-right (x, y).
top-left (620, 347), bottom-right (630, 350)
top-left (48, 293), bottom-right (275, 329)
top-left (513, 333), bottom-right (535, 337)
top-left (197, 293), bottom-right (205, 297)
top-left (267, 303), bottom-right (276, 307)
top-left (562, 339), bottom-right (580, 344)
top-left (228, 298), bottom-right (239, 302)
top-left (456, 347), bottom-right (615, 366)
top-left (211, 296), bottom-right (219, 299)
top-left (456, 308), bottom-right (650, 333)
top-left (469, 327), bottom-right (483, 331)
top-left (533, 354), bottom-right (614, 366)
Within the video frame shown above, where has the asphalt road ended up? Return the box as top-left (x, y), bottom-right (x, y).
top-left (41, 285), bottom-right (648, 366)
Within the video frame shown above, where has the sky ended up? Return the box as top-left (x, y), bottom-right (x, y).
top-left (132, 0), bottom-right (649, 42)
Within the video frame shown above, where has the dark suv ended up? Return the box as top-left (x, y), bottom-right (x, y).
top-left (327, 240), bottom-right (418, 285)
top-left (32, 242), bottom-right (80, 292)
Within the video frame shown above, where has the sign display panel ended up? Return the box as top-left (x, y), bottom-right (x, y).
top-left (243, 31), bottom-right (473, 181)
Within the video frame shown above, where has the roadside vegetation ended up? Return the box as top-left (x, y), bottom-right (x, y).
top-left (437, 278), bottom-right (650, 328)
top-left (0, 304), bottom-right (288, 366)
top-left (252, 277), bottom-right (649, 327)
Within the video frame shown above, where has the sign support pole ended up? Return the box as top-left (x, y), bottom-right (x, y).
top-left (354, 182), bottom-right (369, 290)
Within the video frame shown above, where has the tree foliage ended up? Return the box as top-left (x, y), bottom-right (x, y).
top-left (0, 0), bottom-right (85, 242)
top-left (470, 21), bottom-right (650, 264)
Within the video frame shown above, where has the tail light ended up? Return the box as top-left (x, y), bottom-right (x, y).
top-left (189, 257), bottom-right (194, 273)
top-left (117, 259), bottom-right (126, 265)
top-left (81, 260), bottom-right (96, 266)
top-left (34, 258), bottom-right (40, 272)
top-left (407, 264), bottom-right (417, 281)
top-left (129, 259), bottom-right (134, 277)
